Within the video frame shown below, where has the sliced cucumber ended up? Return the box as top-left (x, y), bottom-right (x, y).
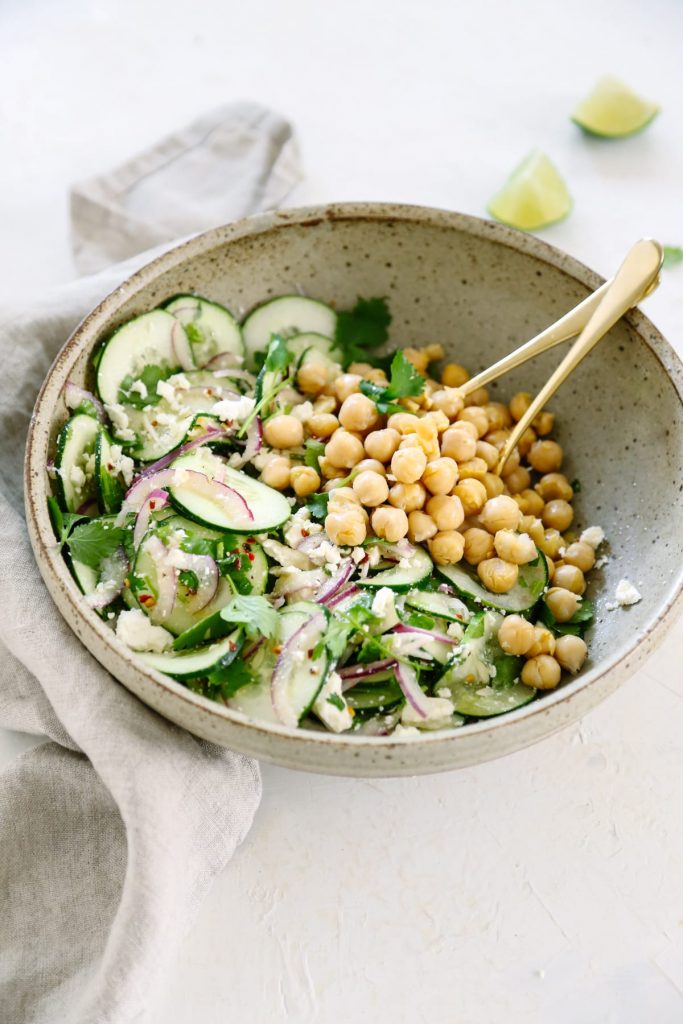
top-left (228, 647), bottom-right (280, 724)
top-left (405, 589), bottom-right (470, 623)
top-left (168, 448), bottom-right (291, 533)
top-left (54, 413), bottom-right (101, 513)
top-left (271, 602), bottom-right (330, 727)
top-left (359, 544), bottom-right (433, 591)
top-left (139, 630), bottom-right (242, 679)
top-left (158, 514), bottom-right (267, 593)
top-left (96, 310), bottom-right (193, 406)
top-left (286, 332), bottom-right (342, 364)
top-left (164, 295), bottom-right (244, 366)
top-left (242, 296), bottom-right (338, 365)
top-left (95, 430), bottom-right (125, 514)
top-left (436, 550), bottom-right (548, 614)
top-left (70, 557), bottom-right (99, 597)
top-left (445, 678), bottom-right (536, 717)
top-left (346, 678), bottom-right (403, 710)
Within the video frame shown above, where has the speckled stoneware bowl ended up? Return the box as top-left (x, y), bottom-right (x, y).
top-left (25, 204), bottom-right (683, 776)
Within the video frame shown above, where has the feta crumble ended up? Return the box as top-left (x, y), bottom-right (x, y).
top-left (129, 379), bottom-right (147, 398)
top-left (105, 403), bottom-right (137, 443)
top-left (401, 693), bottom-right (454, 728)
top-left (283, 507), bottom-right (323, 549)
top-left (116, 609), bottom-right (174, 653)
top-left (313, 671), bottom-right (353, 733)
top-left (211, 395), bottom-right (255, 422)
top-left (605, 578), bottom-right (642, 611)
top-left (108, 444), bottom-right (135, 487)
top-left (580, 526), bottom-right (605, 549)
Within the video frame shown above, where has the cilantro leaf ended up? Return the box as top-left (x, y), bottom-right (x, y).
top-left (48, 496), bottom-right (87, 550)
top-left (335, 297), bottom-right (391, 367)
top-left (663, 246), bottom-right (683, 269)
top-left (306, 491), bottom-right (330, 521)
top-left (571, 478), bottom-right (582, 493)
top-left (240, 335), bottom-right (294, 436)
top-left (360, 351), bottom-right (425, 414)
top-left (265, 334), bottom-right (293, 374)
top-left (219, 595), bottom-right (280, 640)
top-left (118, 363), bottom-right (174, 409)
top-left (303, 438), bottom-right (325, 471)
top-left (68, 518), bottom-right (127, 570)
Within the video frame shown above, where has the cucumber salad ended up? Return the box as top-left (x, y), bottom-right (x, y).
top-left (47, 292), bottom-right (603, 737)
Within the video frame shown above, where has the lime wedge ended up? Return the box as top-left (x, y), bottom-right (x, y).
top-left (487, 150), bottom-right (572, 231)
top-left (571, 75), bottom-right (660, 138)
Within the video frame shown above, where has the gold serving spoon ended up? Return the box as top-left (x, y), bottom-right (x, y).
top-left (457, 239), bottom-right (664, 476)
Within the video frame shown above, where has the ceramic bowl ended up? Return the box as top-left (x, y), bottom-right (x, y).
top-left (25, 204), bottom-right (683, 776)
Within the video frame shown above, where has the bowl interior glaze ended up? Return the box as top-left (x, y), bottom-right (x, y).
top-left (25, 205), bottom-right (683, 776)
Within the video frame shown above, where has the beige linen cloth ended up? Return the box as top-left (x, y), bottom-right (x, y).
top-left (0, 102), bottom-right (302, 1024)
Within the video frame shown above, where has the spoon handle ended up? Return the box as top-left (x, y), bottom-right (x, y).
top-left (495, 239), bottom-right (663, 476)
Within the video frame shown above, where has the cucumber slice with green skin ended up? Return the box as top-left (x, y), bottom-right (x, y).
top-left (346, 677), bottom-right (403, 710)
top-left (228, 647), bottom-right (280, 724)
top-left (54, 413), bottom-right (101, 513)
top-left (242, 296), bottom-right (338, 365)
top-left (95, 430), bottom-right (125, 514)
top-left (445, 678), bottom-right (536, 718)
top-left (168, 448), bottom-right (291, 534)
top-left (182, 368), bottom-right (251, 397)
top-left (138, 630), bottom-right (242, 679)
top-left (359, 544), bottom-right (433, 591)
top-left (164, 295), bottom-right (244, 366)
top-left (286, 332), bottom-right (343, 364)
top-left (70, 557), bottom-right (98, 597)
top-left (404, 589), bottom-right (470, 623)
top-left (271, 602), bottom-right (330, 727)
top-left (436, 550), bottom-right (548, 614)
top-left (158, 514), bottom-right (268, 593)
top-left (96, 310), bottom-right (194, 406)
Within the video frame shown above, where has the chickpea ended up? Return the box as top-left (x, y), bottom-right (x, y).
top-left (480, 495), bottom-right (522, 534)
top-left (476, 440), bottom-right (499, 470)
top-left (463, 527), bottom-right (495, 565)
top-left (545, 554), bottom-right (555, 582)
top-left (327, 486), bottom-right (361, 510)
top-left (347, 361), bottom-right (375, 376)
top-left (516, 427), bottom-right (537, 458)
top-left (352, 470), bottom-right (389, 507)
top-left (355, 458), bottom-right (386, 476)
top-left (332, 373), bottom-right (362, 403)
top-left (528, 439), bottom-right (563, 473)
top-left (339, 393), bottom-right (380, 432)
top-left (553, 564), bottom-right (586, 595)
top-left (325, 429), bottom-right (365, 469)
top-left (498, 615), bottom-right (536, 656)
top-left (504, 466), bottom-right (532, 495)
top-left (521, 655), bottom-right (562, 690)
top-left (422, 457), bottom-right (459, 495)
top-left (563, 541), bottom-right (596, 573)
top-left (533, 411), bottom-right (555, 436)
top-left (425, 494), bottom-right (465, 532)
top-left (391, 446), bottom-right (428, 484)
top-left (477, 557), bottom-right (519, 594)
top-left (441, 425), bottom-right (477, 462)
top-left (494, 529), bottom-right (537, 565)
top-left (542, 499), bottom-right (574, 532)
top-left (465, 386), bottom-right (489, 407)
top-left (521, 516), bottom-right (543, 541)
top-left (297, 360), bottom-right (330, 395)
top-left (555, 635), bottom-right (588, 674)
top-left (307, 413), bottom-right (339, 438)
top-left (453, 479), bottom-right (487, 516)
top-left (483, 402), bottom-right (512, 431)
top-left (387, 412), bottom-right (421, 434)
top-left (313, 394), bottom-right (337, 415)
top-left (527, 626), bottom-right (556, 658)
top-left (499, 446), bottom-right (521, 477)
top-left (290, 465), bottom-right (320, 497)
top-left (457, 457), bottom-right (488, 481)
top-left (260, 455), bottom-right (291, 490)
top-left (371, 505), bottom-right (409, 542)
top-left (441, 363), bottom-right (470, 388)
top-left (427, 530), bottom-right (465, 565)
top-left (482, 473), bottom-right (505, 499)
top-left (408, 510), bottom-right (438, 543)
top-left (517, 488), bottom-right (545, 517)
top-left (422, 409), bottom-right (450, 434)
top-left (365, 368), bottom-right (389, 386)
top-left (536, 473), bottom-right (574, 502)
top-left (545, 587), bottom-right (582, 622)
top-left (430, 388), bottom-right (464, 420)
top-left (389, 482), bottom-right (427, 513)
top-left (318, 456), bottom-right (346, 481)
top-left (364, 427), bottom-right (400, 463)
top-left (509, 391), bottom-right (532, 422)
top-left (263, 414), bottom-right (304, 449)
top-left (458, 406), bottom-right (489, 437)
top-left (537, 528), bottom-right (563, 559)
top-left (325, 511), bottom-right (367, 547)
top-left (485, 428), bottom-right (510, 450)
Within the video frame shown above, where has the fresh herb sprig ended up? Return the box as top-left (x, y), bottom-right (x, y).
top-left (360, 351), bottom-right (425, 414)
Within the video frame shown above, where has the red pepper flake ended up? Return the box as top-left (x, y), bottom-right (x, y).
top-left (229, 641), bottom-right (237, 652)
top-left (301, 529), bottom-right (310, 538)
top-left (139, 594), bottom-right (156, 607)
top-left (273, 644), bottom-right (282, 655)
top-left (151, 420), bottom-right (158, 427)
top-left (247, 552), bottom-right (255, 562)
top-left (150, 500), bottom-right (156, 509)
top-left (247, 537), bottom-right (256, 544)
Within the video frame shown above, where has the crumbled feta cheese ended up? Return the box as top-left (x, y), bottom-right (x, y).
top-left (436, 687), bottom-right (452, 700)
top-left (392, 724), bottom-right (421, 739)
top-left (615, 578), bottom-right (642, 607)
top-left (105, 403), bottom-right (137, 443)
top-left (313, 671), bottom-right (353, 733)
top-left (116, 609), bottom-right (174, 652)
top-left (307, 539), bottom-right (344, 568)
top-left (580, 526), bottom-right (605, 549)
top-left (211, 395), bottom-right (255, 422)
top-left (351, 547), bottom-right (366, 564)
top-left (283, 507), bottom-right (323, 548)
top-left (130, 379), bottom-right (148, 398)
top-left (155, 411), bottom-right (182, 427)
top-left (170, 373), bottom-right (191, 390)
top-left (371, 587), bottom-right (395, 618)
top-left (446, 621), bottom-right (464, 639)
top-left (262, 538), bottom-right (313, 570)
top-left (291, 401), bottom-right (314, 423)
top-left (83, 452), bottom-right (96, 477)
top-left (594, 554), bottom-right (609, 569)
top-left (401, 693), bottom-right (454, 728)
top-left (108, 444), bottom-right (135, 486)
top-left (69, 465), bottom-right (86, 489)
top-left (156, 379), bottom-right (176, 404)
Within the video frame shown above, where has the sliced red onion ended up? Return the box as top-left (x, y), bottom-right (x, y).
top-left (166, 548), bottom-right (218, 613)
top-left (437, 582), bottom-right (456, 595)
top-left (117, 468), bottom-right (177, 524)
top-left (296, 533), bottom-right (327, 555)
top-left (64, 381), bottom-right (106, 422)
top-left (318, 560), bottom-right (355, 604)
top-left (231, 415), bottom-right (262, 469)
top-left (145, 535), bottom-right (178, 620)
top-left (133, 427), bottom-right (232, 483)
top-left (271, 611), bottom-right (326, 727)
top-left (339, 659), bottom-right (396, 687)
top-left (326, 584), bottom-right (360, 609)
top-left (393, 623), bottom-right (459, 645)
top-left (171, 320), bottom-right (195, 371)
top-left (394, 661), bottom-right (430, 719)
top-left (177, 470), bottom-right (254, 525)
top-left (133, 489), bottom-right (169, 549)
top-left (85, 546), bottom-right (128, 609)
top-left (205, 352), bottom-right (248, 372)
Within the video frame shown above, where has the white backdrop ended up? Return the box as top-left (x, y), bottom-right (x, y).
top-left (3, 1), bottom-right (683, 1020)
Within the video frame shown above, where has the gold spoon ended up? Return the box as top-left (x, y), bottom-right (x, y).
top-left (456, 239), bottom-right (663, 476)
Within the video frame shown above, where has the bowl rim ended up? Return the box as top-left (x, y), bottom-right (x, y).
top-left (24, 201), bottom-right (683, 752)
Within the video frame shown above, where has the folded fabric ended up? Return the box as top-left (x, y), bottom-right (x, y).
top-left (0, 100), bottom-right (302, 1024)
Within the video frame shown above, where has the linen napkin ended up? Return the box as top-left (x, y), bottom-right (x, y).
top-left (0, 102), bottom-right (302, 1024)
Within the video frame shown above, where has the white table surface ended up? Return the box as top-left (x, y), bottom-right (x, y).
top-left (3, 1), bottom-right (683, 1020)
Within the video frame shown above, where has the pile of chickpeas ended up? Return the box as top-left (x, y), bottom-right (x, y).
top-left (258, 344), bottom-right (597, 691)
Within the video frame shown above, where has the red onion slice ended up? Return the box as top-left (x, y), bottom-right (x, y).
top-left (175, 469), bottom-right (254, 525)
top-left (117, 468), bottom-right (177, 524)
top-left (393, 623), bottom-right (459, 645)
top-left (326, 584), bottom-right (360, 609)
top-left (339, 659), bottom-right (396, 689)
top-left (133, 489), bottom-right (169, 549)
top-left (166, 548), bottom-right (219, 613)
top-left (64, 381), bottom-right (106, 422)
top-left (271, 611), bottom-right (327, 727)
top-left (318, 560), bottom-right (355, 604)
top-left (85, 546), bottom-right (129, 609)
top-left (133, 427), bottom-right (232, 483)
top-left (394, 661), bottom-right (430, 719)
top-left (231, 415), bottom-right (262, 469)
top-left (145, 535), bottom-right (178, 620)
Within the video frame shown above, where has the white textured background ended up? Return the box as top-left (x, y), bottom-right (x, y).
top-left (3, 1), bottom-right (683, 1021)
